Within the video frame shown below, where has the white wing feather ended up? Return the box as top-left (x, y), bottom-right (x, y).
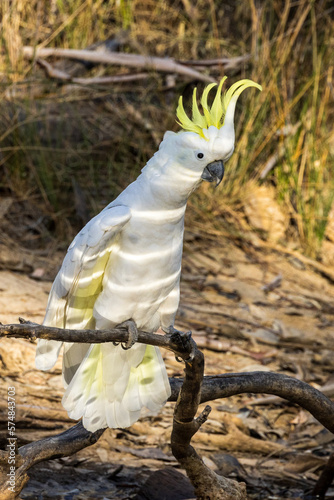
top-left (35, 203), bottom-right (171, 431)
top-left (35, 205), bottom-right (131, 371)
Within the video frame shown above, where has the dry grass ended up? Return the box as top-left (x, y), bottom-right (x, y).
top-left (0, 0), bottom-right (333, 256)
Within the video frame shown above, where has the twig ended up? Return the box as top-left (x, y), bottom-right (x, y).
top-left (261, 273), bottom-right (282, 292)
top-left (72, 73), bottom-right (150, 85)
top-left (37, 58), bottom-right (151, 85)
top-left (259, 151), bottom-right (280, 179)
top-left (23, 46), bottom-right (215, 83)
top-left (179, 54), bottom-right (251, 69)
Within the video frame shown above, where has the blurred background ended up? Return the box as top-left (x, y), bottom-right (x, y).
top-left (0, 0), bottom-right (333, 262)
top-left (1, 3), bottom-right (334, 498)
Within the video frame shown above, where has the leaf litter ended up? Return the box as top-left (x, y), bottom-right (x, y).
top-left (0, 231), bottom-right (333, 499)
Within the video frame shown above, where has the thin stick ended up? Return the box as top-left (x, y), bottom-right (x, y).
top-left (23, 46), bottom-right (215, 83)
top-left (37, 57), bottom-right (151, 84)
top-left (179, 55), bottom-right (250, 68)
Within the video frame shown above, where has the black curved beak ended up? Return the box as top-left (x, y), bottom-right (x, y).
top-left (201, 160), bottom-right (225, 187)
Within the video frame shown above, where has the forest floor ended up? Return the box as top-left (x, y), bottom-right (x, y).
top-left (0, 228), bottom-right (334, 499)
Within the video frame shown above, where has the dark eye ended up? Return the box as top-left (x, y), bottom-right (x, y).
top-left (197, 152), bottom-right (204, 159)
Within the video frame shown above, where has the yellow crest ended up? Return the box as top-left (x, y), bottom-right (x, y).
top-left (176, 77), bottom-right (262, 139)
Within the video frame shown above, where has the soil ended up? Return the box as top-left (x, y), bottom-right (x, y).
top-left (0, 230), bottom-right (334, 499)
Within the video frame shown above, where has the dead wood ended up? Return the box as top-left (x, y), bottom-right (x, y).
top-left (170, 339), bottom-right (246, 499)
top-left (37, 58), bottom-right (151, 85)
top-left (179, 54), bottom-right (250, 69)
top-left (170, 372), bottom-right (334, 435)
top-left (245, 381), bottom-right (334, 407)
top-left (0, 320), bottom-right (192, 361)
top-left (1, 321), bottom-right (333, 434)
top-left (0, 423), bottom-right (105, 499)
top-left (312, 453), bottom-right (334, 499)
top-left (1, 320), bottom-right (334, 498)
top-left (22, 46), bottom-right (214, 83)
top-left (19, 422), bottom-right (105, 470)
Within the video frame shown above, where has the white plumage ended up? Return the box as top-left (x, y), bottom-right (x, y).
top-left (35, 78), bottom-right (261, 431)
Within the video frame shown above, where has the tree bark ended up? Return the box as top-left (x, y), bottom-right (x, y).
top-left (1, 321), bottom-right (334, 498)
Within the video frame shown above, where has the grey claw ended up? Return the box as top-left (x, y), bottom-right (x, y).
top-left (122, 320), bottom-right (138, 350)
top-left (163, 326), bottom-right (194, 361)
top-left (114, 320), bottom-right (138, 350)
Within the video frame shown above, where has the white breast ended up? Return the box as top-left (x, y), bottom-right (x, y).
top-left (93, 206), bottom-right (185, 330)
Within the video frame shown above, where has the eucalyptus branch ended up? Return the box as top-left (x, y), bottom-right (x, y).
top-left (0, 320), bottom-right (192, 360)
top-left (0, 424), bottom-right (105, 500)
top-left (1, 321), bottom-right (334, 498)
top-left (2, 321), bottom-right (334, 433)
top-left (170, 339), bottom-right (247, 499)
top-left (170, 372), bottom-right (334, 434)
top-left (22, 46), bottom-right (214, 83)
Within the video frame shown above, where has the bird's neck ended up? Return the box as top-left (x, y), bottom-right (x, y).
top-left (137, 151), bottom-right (201, 209)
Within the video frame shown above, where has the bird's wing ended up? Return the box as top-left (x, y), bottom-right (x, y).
top-left (36, 205), bottom-right (131, 370)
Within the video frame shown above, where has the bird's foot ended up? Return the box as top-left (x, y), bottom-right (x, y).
top-left (162, 325), bottom-right (194, 362)
top-left (113, 319), bottom-right (138, 350)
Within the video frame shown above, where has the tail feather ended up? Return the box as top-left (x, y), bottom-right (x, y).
top-left (35, 339), bottom-right (63, 371)
top-left (63, 342), bottom-right (91, 387)
top-left (105, 399), bottom-right (139, 429)
top-left (62, 342), bottom-right (171, 431)
top-left (124, 345), bottom-right (171, 413)
top-left (102, 344), bottom-right (145, 400)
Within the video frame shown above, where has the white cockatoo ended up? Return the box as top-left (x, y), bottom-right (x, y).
top-left (35, 78), bottom-right (261, 432)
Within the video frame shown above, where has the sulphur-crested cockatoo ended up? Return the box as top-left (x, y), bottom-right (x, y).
top-left (35, 78), bottom-right (261, 432)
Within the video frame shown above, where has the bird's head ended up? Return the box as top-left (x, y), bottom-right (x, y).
top-left (162, 78), bottom-right (262, 188)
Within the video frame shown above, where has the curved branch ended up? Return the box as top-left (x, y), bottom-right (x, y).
top-left (1, 321), bottom-right (334, 498)
top-left (2, 322), bottom-right (333, 433)
top-left (170, 340), bottom-right (247, 499)
top-left (169, 372), bottom-right (334, 434)
top-left (18, 422), bottom-right (105, 472)
top-left (0, 423), bottom-right (105, 498)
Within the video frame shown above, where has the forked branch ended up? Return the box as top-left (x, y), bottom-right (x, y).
top-left (170, 339), bottom-right (247, 499)
top-left (0, 321), bottom-right (333, 499)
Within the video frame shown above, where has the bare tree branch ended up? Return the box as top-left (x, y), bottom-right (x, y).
top-left (2, 322), bottom-right (333, 434)
top-left (37, 57), bottom-right (151, 85)
top-left (0, 423), bottom-right (105, 498)
top-left (312, 453), bottom-right (334, 499)
top-left (170, 340), bottom-right (247, 499)
top-left (0, 320), bottom-right (192, 360)
top-left (179, 54), bottom-right (251, 69)
top-left (19, 422), bottom-right (105, 472)
top-left (170, 372), bottom-right (334, 434)
top-left (22, 46), bottom-right (215, 83)
top-left (2, 321), bottom-right (333, 433)
top-left (1, 321), bottom-right (334, 498)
